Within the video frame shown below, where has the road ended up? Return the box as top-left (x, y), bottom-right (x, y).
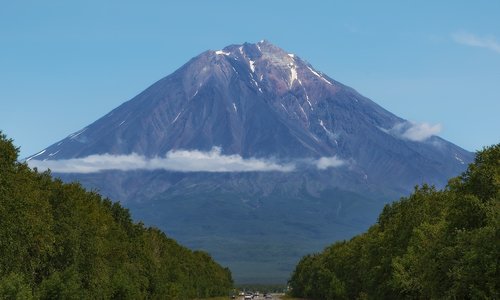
top-left (233, 293), bottom-right (284, 300)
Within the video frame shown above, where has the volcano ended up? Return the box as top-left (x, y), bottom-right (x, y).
top-left (28, 40), bottom-right (473, 283)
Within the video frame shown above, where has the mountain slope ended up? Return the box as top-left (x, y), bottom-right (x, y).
top-left (27, 41), bottom-right (474, 283)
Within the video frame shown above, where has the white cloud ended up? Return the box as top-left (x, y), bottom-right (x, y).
top-left (313, 156), bottom-right (346, 170)
top-left (452, 32), bottom-right (500, 54)
top-left (28, 147), bottom-right (296, 173)
top-left (401, 122), bottom-right (442, 141)
top-left (383, 121), bottom-right (442, 142)
top-left (27, 147), bottom-right (349, 174)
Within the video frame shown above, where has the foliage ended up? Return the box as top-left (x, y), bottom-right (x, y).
top-left (289, 144), bottom-right (500, 299)
top-left (0, 132), bottom-right (233, 299)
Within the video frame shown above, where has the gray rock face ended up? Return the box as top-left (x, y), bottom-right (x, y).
top-left (29, 41), bottom-right (473, 283)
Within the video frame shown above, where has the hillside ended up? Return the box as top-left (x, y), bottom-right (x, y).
top-left (289, 144), bottom-right (499, 299)
top-left (0, 132), bottom-right (233, 299)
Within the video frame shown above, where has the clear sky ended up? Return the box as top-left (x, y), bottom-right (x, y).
top-left (1, 1), bottom-right (499, 158)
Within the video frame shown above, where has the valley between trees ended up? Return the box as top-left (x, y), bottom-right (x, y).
top-left (288, 144), bottom-right (499, 299)
top-left (0, 132), bottom-right (232, 299)
top-left (2, 128), bottom-right (498, 299)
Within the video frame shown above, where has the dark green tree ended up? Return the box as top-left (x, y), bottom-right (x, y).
top-left (0, 131), bottom-right (233, 299)
top-left (289, 144), bottom-right (500, 299)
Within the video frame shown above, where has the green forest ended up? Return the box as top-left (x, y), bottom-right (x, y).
top-left (0, 132), bottom-right (233, 299)
top-left (289, 144), bottom-right (499, 299)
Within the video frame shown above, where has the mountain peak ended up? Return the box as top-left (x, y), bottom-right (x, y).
top-left (207, 40), bottom-right (337, 98)
top-left (214, 40), bottom-right (297, 66)
top-left (214, 40), bottom-right (284, 55)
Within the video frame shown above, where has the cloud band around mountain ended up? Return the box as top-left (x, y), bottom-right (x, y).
top-left (314, 156), bottom-right (346, 170)
top-left (28, 147), bottom-right (346, 174)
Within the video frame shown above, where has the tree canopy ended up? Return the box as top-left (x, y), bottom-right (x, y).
top-left (0, 132), bottom-right (233, 299)
top-left (289, 144), bottom-right (499, 299)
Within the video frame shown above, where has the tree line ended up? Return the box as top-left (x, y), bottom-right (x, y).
top-left (289, 144), bottom-right (499, 299)
top-left (0, 132), bottom-right (233, 299)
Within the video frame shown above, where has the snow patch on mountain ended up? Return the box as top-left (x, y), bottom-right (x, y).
top-left (249, 59), bottom-right (256, 72)
top-left (172, 112), bottom-right (182, 124)
top-left (215, 50), bottom-right (230, 56)
top-left (49, 150), bottom-right (60, 157)
top-left (289, 63), bottom-right (298, 87)
top-left (68, 128), bottom-right (87, 140)
top-left (307, 66), bottom-right (333, 85)
top-left (455, 154), bottom-right (465, 164)
top-left (26, 149), bottom-right (46, 161)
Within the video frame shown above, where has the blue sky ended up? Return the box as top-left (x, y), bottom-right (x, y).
top-left (1, 1), bottom-right (499, 158)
